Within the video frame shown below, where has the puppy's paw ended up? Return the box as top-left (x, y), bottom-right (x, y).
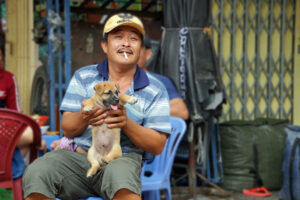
top-left (101, 158), bottom-right (109, 165)
top-left (86, 168), bottom-right (96, 178)
top-left (83, 105), bottom-right (93, 113)
top-left (127, 97), bottom-right (138, 104)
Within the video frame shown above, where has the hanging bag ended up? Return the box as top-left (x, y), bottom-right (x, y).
top-left (279, 125), bottom-right (300, 200)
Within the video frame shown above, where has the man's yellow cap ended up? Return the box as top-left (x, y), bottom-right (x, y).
top-left (103, 13), bottom-right (145, 37)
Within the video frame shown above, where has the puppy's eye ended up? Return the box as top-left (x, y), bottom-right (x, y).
top-left (115, 91), bottom-right (119, 95)
top-left (104, 91), bottom-right (112, 95)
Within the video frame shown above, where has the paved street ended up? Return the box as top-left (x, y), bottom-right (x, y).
top-left (169, 187), bottom-right (280, 200)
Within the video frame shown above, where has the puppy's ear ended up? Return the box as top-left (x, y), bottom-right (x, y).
top-left (94, 83), bottom-right (104, 94)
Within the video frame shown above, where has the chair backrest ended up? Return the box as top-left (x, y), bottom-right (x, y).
top-left (142, 117), bottom-right (187, 178)
top-left (0, 108), bottom-right (41, 184)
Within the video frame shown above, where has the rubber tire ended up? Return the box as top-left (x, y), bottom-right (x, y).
top-left (30, 65), bottom-right (49, 115)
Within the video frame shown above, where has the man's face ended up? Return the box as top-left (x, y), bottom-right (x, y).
top-left (101, 26), bottom-right (142, 66)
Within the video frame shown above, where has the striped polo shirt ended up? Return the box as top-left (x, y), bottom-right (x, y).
top-left (60, 59), bottom-right (171, 154)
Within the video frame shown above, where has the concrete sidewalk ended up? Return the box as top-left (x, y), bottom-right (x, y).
top-left (169, 187), bottom-right (279, 200)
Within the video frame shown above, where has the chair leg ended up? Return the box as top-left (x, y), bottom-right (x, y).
top-left (155, 190), bottom-right (160, 200)
top-left (143, 190), bottom-right (157, 200)
top-left (165, 187), bottom-right (172, 200)
top-left (13, 178), bottom-right (23, 200)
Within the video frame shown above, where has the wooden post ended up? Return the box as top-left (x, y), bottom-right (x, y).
top-left (6, 0), bottom-right (35, 114)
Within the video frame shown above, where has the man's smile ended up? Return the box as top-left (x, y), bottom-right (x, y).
top-left (117, 48), bottom-right (133, 54)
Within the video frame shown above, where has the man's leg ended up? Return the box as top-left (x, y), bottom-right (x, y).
top-left (95, 153), bottom-right (143, 200)
top-left (25, 193), bottom-right (52, 200)
top-left (113, 189), bottom-right (141, 200)
top-left (23, 149), bottom-right (96, 199)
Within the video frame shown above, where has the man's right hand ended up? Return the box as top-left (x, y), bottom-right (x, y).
top-left (80, 100), bottom-right (108, 126)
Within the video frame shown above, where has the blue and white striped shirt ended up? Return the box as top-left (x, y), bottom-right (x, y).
top-left (60, 59), bottom-right (171, 154)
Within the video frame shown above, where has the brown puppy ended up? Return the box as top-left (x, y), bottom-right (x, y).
top-left (83, 82), bottom-right (137, 177)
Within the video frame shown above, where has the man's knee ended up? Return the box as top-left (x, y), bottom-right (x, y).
top-left (23, 151), bottom-right (65, 196)
top-left (24, 151), bottom-right (63, 175)
top-left (23, 155), bottom-right (55, 183)
top-left (25, 193), bottom-right (52, 200)
top-left (113, 189), bottom-right (141, 200)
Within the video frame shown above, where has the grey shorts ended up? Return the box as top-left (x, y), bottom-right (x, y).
top-left (22, 149), bottom-right (143, 200)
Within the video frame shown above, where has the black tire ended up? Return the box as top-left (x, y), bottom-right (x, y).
top-left (30, 65), bottom-right (49, 115)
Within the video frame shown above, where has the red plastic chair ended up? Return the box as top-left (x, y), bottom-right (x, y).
top-left (0, 108), bottom-right (41, 200)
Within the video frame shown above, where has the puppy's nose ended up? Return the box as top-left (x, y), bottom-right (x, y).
top-left (114, 96), bottom-right (119, 103)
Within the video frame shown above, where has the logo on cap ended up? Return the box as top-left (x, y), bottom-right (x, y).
top-left (117, 13), bottom-right (134, 24)
top-left (118, 13), bottom-right (134, 19)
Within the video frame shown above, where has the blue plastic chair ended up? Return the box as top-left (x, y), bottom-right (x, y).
top-left (141, 117), bottom-right (187, 200)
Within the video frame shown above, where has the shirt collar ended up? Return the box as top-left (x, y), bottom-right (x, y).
top-left (96, 59), bottom-right (149, 90)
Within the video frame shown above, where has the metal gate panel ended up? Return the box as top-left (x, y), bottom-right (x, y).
top-left (46, 0), bottom-right (71, 131)
top-left (212, 0), bottom-right (295, 121)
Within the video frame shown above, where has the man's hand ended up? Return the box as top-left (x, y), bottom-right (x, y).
top-left (80, 100), bottom-right (108, 126)
top-left (104, 105), bottom-right (128, 129)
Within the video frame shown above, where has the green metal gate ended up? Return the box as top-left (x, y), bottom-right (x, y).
top-left (211, 0), bottom-right (295, 121)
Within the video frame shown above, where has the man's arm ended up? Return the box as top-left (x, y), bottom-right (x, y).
top-left (61, 102), bottom-right (107, 138)
top-left (61, 111), bottom-right (89, 138)
top-left (123, 118), bottom-right (168, 155)
top-left (170, 98), bottom-right (189, 120)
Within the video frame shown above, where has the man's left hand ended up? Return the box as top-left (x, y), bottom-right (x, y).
top-left (104, 105), bottom-right (127, 129)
